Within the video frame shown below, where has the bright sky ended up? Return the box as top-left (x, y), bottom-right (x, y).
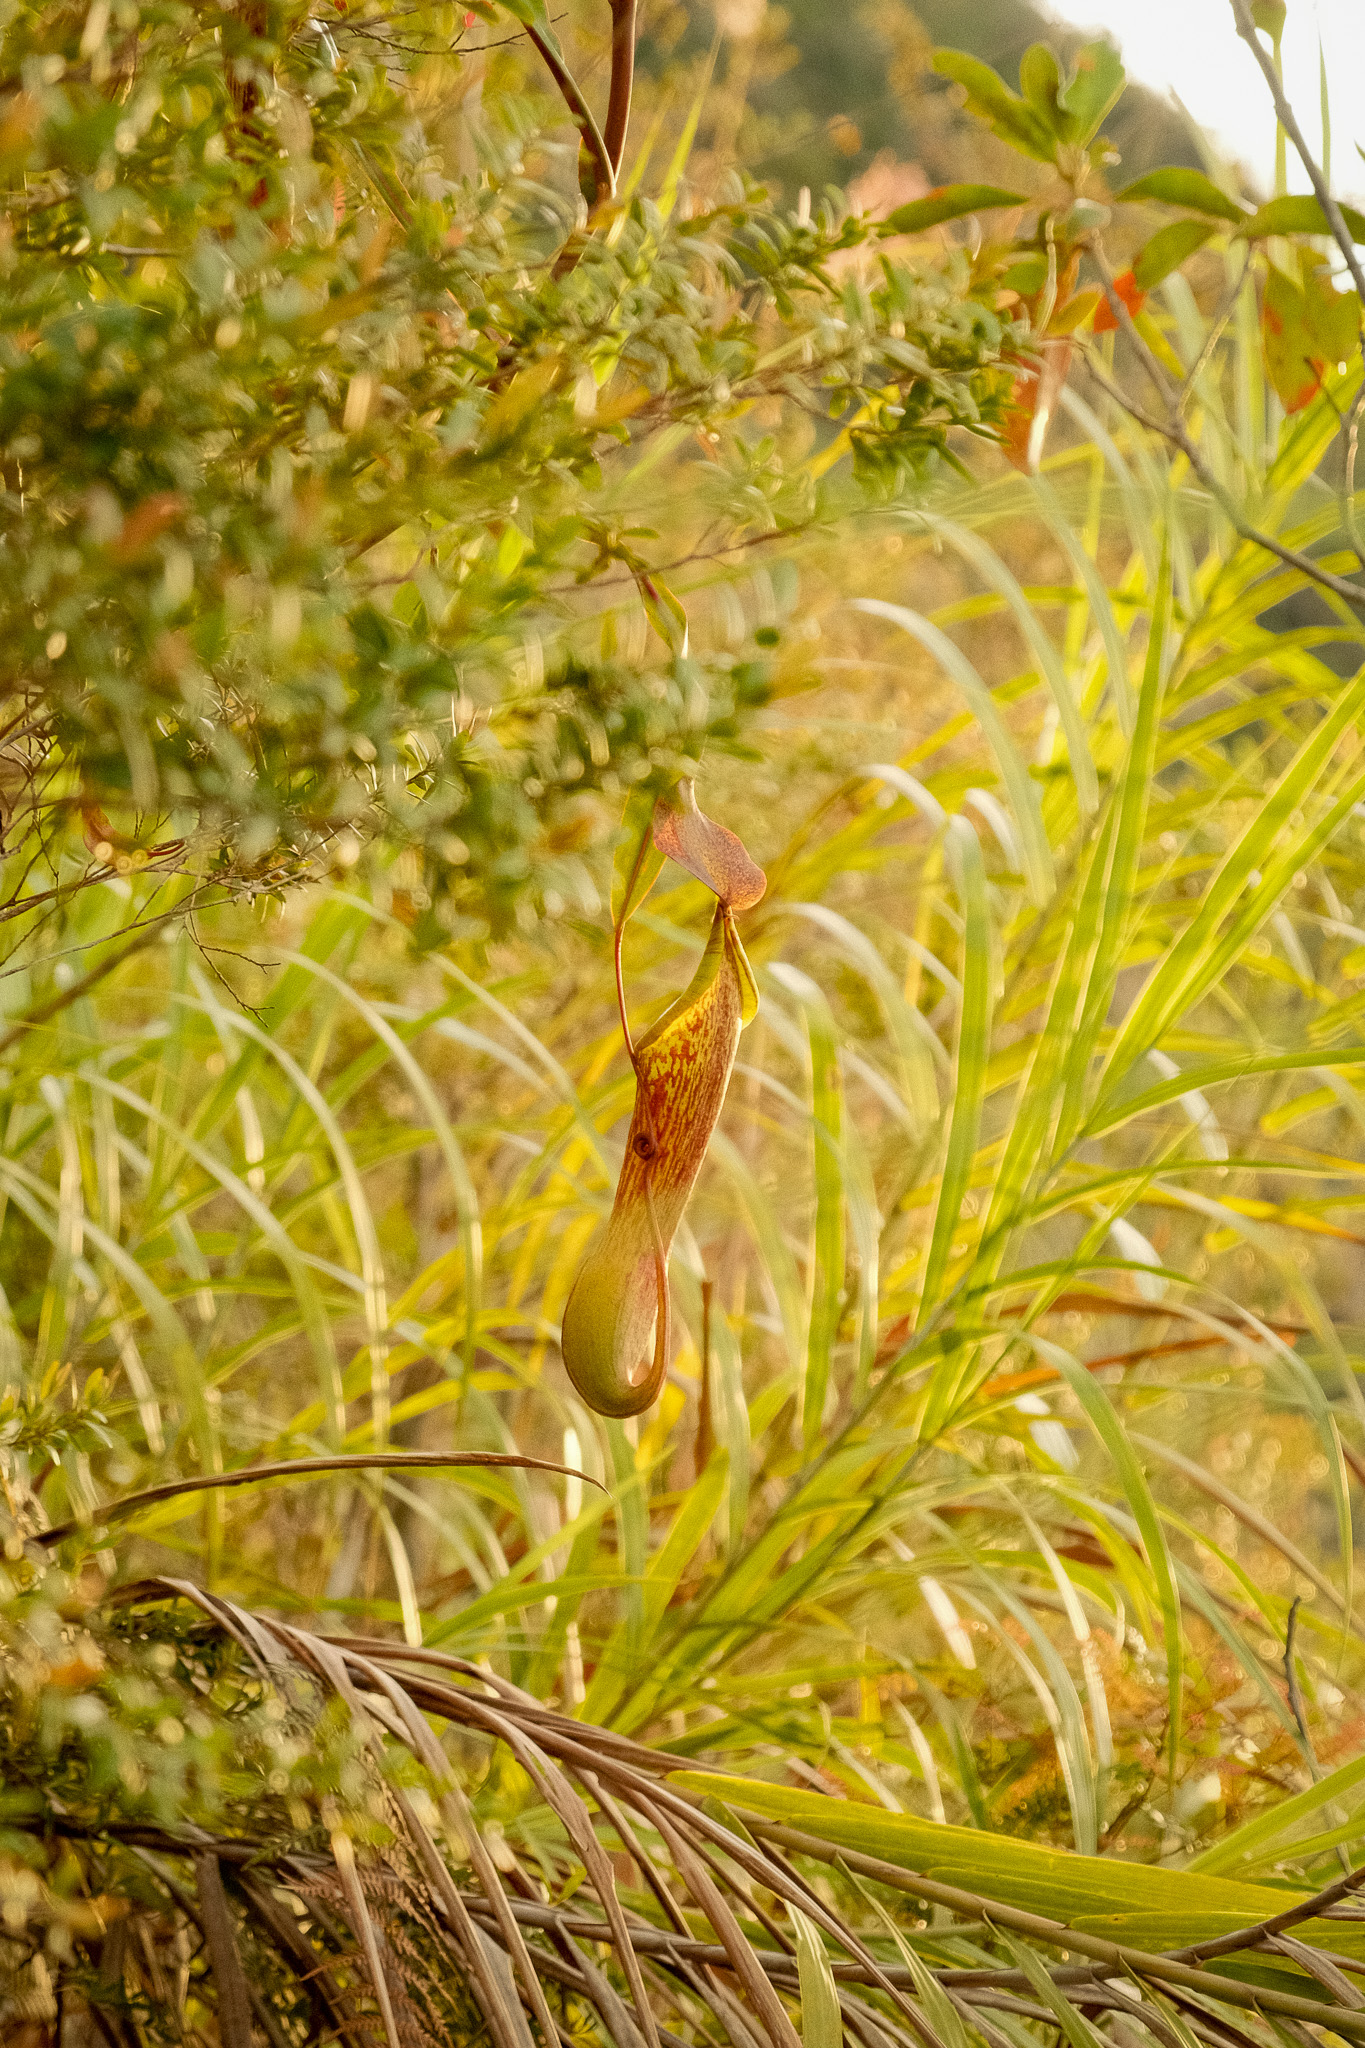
top-left (1056, 0), bottom-right (1365, 202)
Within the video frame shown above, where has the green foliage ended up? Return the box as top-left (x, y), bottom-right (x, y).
top-left (1, 1573), bottom-right (374, 1849)
top-left (883, 184), bottom-right (1029, 237)
top-left (0, 0), bottom-right (1017, 941)
top-left (1116, 169), bottom-right (1249, 222)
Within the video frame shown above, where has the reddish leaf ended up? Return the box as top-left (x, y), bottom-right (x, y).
top-left (1093, 269), bottom-right (1145, 332)
top-left (1263, 261), bottom-right (1325, 413)
top-left (109, 492), bottom-right (189, 561)
top-left (636, 571), bottom-right (689, 657)
top-left (652, 780), bottom-right (766, 910)
top-left (999, 339), bottom-right (1072, 473)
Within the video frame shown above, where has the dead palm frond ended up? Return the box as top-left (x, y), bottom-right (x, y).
top-left (14, 1578), bottom-right (1365, 2048)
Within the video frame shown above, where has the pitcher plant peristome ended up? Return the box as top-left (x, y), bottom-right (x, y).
top-left (561, 785), bottom-right (765, 1417)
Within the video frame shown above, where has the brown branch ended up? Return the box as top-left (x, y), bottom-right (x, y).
top-left (1284, 1593), bottom-right (1315, 1756)
top-left (0, 916), bottom-right (179, 1061)
top-left (466, 1849), bottom-right (1365, 2014)
top-left (604, 0), bottom-right (638, 174)
top-left (1086, 196), bottom-right (1365, 609)
top-left (192, 1853), bottom-right (255, 2048)
top-left (1172, 1854), bottom-right (1365, 1964)
top-left (54, 1605), bottom-right (1365, 2048)
top-left (0, 840), bottom-right (185, 930)
top-left (54, 1813), bottom-right (1365, 2017)
top-left (1176, 246), bottom-right (1251, 417)
top-left (36, 1450), bottom-right (606, 1546)
top-left (1079, 336), bottom-right (1365, 616)
top-left (1344, 379), bottom-right (1365, 571)
top-left (1228, 0), bottom-right (1365, 306)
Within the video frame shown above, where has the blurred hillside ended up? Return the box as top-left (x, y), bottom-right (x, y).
top-left (636, 0), bottom-right (1204, 206)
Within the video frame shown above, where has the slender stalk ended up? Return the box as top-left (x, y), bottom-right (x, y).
top-left (1083, 240), bottom-right (1365, 613)
top-left (614, 872), bottom-right (668, 1389)
top-left (35, 1450), bottom-right (604, 1546)
top-left (1344, 378), bottom-right (1365, 570)
top-left (1177, 247), bottom-right (1251, 417)
top-left (604, 0), bottom-right (638, 173)
top-left (696, 1277), bottom-right (714, 1479)
top-left (1080, 344), bottom-right (1365, 615)
top-left (1172, 1861), bottom-right (1365, 1962)
top-left (1228, 0), bottom-right (1365, 305)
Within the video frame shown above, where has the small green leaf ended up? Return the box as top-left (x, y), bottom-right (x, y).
top-left (1240, 194), bottom-right (1365, 243)
top-left (1116, 168), bottom-right (1247, 222)
top-left (479, 354), bottom-right (564, 450)
top-left (1057, 40), bottom-right (1125, 145)
top-left (495, 522), bottom-right (528, 577)
top-left (880, 184), bottom-right (1028, 236)
top-left (1001, 253), bottom-right (1048, 295)
top-left (933, 49), bottom-right (1059, 163)
top-left (1134, 217), bottom-right (1217, 289)
top-left (1019, 43), bottom-right (1064, 126)
top-left (1251, 0), bottom-right (1286, 37)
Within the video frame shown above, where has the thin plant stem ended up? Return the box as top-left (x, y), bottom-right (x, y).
top-left (1085, 240), bottom-right (1365, 613)
top-left (36, 1451), bottom-right (605, 1546)
top-left (1081, 344), bottom-right (1365, 615)
top-left (1228, 0), bottom-right (1365, 305)
top-left (1344, 378), bottom-right (1365, 570)
top-left (604, 0), bottom-right (638, 174)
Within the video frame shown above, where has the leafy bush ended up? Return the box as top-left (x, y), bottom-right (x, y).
top-left (0, 0), bottom-right (1015, 943)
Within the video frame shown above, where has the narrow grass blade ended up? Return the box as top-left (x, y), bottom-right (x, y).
top-left (1034, 1336), bottom-right (1183, 1789)
top-left (854, 601), bottom-right (1054, 904)
top-left (919, 819), bottom-right (992, 1320)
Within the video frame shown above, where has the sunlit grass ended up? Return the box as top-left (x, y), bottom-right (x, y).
top-left (5, 259), bottom-right (1365, 1905)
